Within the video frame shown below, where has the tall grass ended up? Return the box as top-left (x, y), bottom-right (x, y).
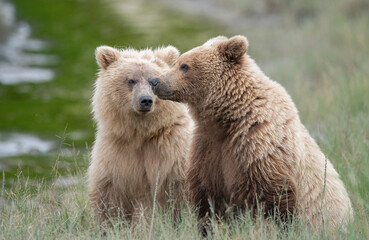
top-left (0, 169), bottom-right (357, 239)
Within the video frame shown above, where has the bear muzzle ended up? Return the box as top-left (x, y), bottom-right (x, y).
top-left (149, 77), bottom-right (160, 88)
top-left (149, 77), bottom-right (176, 101)
top-left (138, 95), bottom-right (153, 112)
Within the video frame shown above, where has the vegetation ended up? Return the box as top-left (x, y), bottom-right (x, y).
top-left (1, 0), bottom-right (368, 239)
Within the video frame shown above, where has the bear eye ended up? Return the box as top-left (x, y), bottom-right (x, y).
top-left (180, 64), bottom-right (189, 73)
top-left (128, 79), bottom-right (137, 85)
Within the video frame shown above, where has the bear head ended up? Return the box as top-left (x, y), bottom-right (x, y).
top-left (93, 45), bottom-right (179, 123)
top-left (150, 35), bottom-right (248, 106)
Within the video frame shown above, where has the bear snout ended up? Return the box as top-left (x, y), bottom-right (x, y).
top-left (139, 96), bottom-right (153, 112)
top-left (149, 77), bottom-right (160, 88)
top-left (149, 77), bottom-right (176, 101)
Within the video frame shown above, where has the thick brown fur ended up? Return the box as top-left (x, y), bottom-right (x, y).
top-left (88, 46), bottom-right (193, 227)
top-left (152, 35), bottom-right (353, 230)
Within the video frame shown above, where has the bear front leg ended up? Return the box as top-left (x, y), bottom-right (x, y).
top-left (89, 178), bottom-right (126, 230)
top-left (193, 188), bottom-right (212, 237)
top-left (89, 183), bottom-right (114, 227)
top-left (89, 186), bottom-right (110, 229)
top-left (170, 179), bottom-right (186, 225)
top-left (186, 169), bottom-right (211, 236)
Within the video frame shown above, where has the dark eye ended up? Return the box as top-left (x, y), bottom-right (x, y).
top-left (180, 64), bottom-right (189, 73)
top-left (128, 79), bottom-right (137, 85)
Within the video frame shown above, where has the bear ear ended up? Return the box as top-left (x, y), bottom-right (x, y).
top-left (154, 45), bottom-right (180, 66)
top-left (95, 46), bottom-right (120, 70)
top-left (203, 35), bottom-right (228, 47)
top-left (217, 35), bottom-right (248, 62)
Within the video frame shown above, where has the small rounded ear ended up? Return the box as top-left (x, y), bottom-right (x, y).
top-left (203, 35), bottom-right (228, 47)
top-left (154, 45), bottom-right (180, 66)
top-left (95, 46), bottom-right (120, 69)
top-left (217, 35), bottom-right (248, 62)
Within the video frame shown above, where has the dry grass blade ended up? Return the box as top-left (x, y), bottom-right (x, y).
top-left (148, 170), bottom-right (160, 240)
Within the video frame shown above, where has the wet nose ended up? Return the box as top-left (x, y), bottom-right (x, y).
top-left (139, 96), bottom-right (153, 109)
top-left (149, 77), bottom-right (160, 87)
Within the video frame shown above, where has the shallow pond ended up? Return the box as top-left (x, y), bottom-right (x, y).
top-left (0, 0), bottom-right (59, 182)
top-left (0, 0), bottom-right (56, 85)
top-left (0, 132), bottom-right (54, 158)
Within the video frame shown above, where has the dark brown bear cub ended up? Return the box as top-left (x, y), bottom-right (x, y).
top-left (150, 35), bottom-right (352, 232)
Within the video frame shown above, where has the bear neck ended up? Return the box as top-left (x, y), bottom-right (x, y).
top-left (191, 57), bottom-right (270, 137)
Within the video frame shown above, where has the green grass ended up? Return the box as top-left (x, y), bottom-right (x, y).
top-left (0, 171), bottom-right (358, 240)
top-left (1, 0), bottom-right (369, 239)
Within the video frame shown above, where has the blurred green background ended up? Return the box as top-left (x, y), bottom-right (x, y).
top-left (0, 0), bottom-right (223, 184)
top-left (0, 0), bottom-right (368, 238)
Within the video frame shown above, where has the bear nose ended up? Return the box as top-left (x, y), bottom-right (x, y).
top-left (149, 77), bottom-right (160, 87)
top-left (139, 96), bottom-right (153, 109)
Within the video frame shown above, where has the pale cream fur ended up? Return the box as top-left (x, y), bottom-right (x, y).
top-left (87, 46), bottom-right (193, 226)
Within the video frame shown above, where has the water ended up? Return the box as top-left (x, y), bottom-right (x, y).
top-left (0, 1), bottom-right (56, 159)
top-left (0, 133), bottom-right (54, 158)
top-left (0, 0), bottom-right (57, 85)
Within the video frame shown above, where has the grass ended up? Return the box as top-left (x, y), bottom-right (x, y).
top-left (0, 170), bottom-right (358, 240)
top-left (0, 171), bottom-right (360, 239)
top-left (1, 0), bottom-right (369, 239)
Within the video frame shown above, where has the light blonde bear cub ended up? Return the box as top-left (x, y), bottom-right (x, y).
top-left (88, 45), bottom-right (193, 226)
